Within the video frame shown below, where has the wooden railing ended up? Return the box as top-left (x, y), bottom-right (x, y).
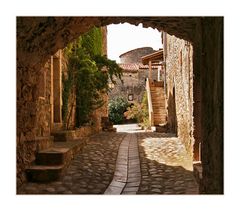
top-left (146, 78), bottom-right (154, 126)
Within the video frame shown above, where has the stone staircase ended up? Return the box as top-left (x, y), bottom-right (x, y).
top-left (26, 132), bottom-right (87, 182)
top-left (150, 82), bottom-right (167, 127)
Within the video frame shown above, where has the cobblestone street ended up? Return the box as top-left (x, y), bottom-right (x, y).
top-left (137, 132), bottom-right (198, 194)
top-left (18, 124), bottom-right (198, 195)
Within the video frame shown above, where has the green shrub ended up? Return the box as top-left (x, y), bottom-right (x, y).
top-left (108, 97), bottom-right (129, 124)
top-left (124, 92), bottom-right (151, 129)
top-left (62, 27), bottom-right (122, 128)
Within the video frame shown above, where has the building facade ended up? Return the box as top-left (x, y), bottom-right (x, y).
top-left (17, 27), bottom-right (108, 187)
top-left (109, 47), bottom-right (160, 103)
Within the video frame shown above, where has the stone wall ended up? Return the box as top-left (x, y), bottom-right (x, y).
top-left (164, 33), bottom-right (194, 160)
top-left (199, 18), bottom-right (223, 194)
top-left (17, 26), bottom-right (108, 187)
top-left (110, 45), bottom-right (159, 104)
top-left (17, 57), bottom-right (53, 185)
top-left (119, 47), bottom-right (155, 63)
top-left (109, 68), bottom-right (158, 103)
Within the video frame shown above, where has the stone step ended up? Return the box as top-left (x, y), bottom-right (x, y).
top-left (154, 116), bottom-right (167, 120)
top-left (150, 85), bottom-right (164, 89)
top-left (35, 148), bottom-right (70, 165)
top-left (151, 96), bottom-right (165, 100)
top-left (151, 89), bottom-right (164, 92)
top-left (152, 97), bottom-right (165, 100)
top-left (153, 108), bottom-right (166, 112)
top-left (151, 93), bottom-right (165, 96)
top-left (152, 95), bottom-right (165, 98)
top-left (150, 90), bottom-right (164, 93)
top-left (151, 90), bottom-right (165, 96)
top-left (153, 114), bottom-right (167, 117)
top-left (150, 89), bottom-right (164, 94)
top-left (152, 106), bottom-right (166, 109)
top-left (152, 105), bottom-right (165, 108)
top-left (152, 100), bottom-right (165, 103)
top-left (154, 113), bottom-right (166, 116)
top-left (26, 139), bottom-right (87, 182)
top-left (152, 102), bottom-right (165, 105)
top-left (154, 121), bottom-right (167, 125)
top-left (155, 124), bottom-right (168, 133)
top-left (152, 98), bottom-right (165, 101)
top-left (51, 130), bottom-right (76, 142)
top-left (152, 110), bottom-right (166, 114)
top-left (154, 118), bottom-right (166, 122)
top-left (153, 108), bottom-right (166, 111)
top-left (26, 165), bottom-right (64, 182)
top-left (154, 116), bottom-right (167, 119)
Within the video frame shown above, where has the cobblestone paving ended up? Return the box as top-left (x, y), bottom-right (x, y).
top-left (18, 124), bottom-right (199, 195)
top-left (18, 132), bottom-right (126, 194)
top-left (137, 132), bottom-right (199, 194)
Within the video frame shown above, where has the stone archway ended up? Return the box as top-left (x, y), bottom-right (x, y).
top-left (17, 17), bottom-right (223, 194)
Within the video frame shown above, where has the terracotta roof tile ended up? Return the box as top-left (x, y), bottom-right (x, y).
top-left (118, 63), bottom-right (158, 72)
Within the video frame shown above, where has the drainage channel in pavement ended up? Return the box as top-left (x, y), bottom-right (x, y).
top-left (104, 134), bottom-right (141, 195)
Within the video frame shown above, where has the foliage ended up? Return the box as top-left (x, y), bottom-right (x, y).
top-left (124, 92), bottom-right (151, 129)
top-left (62, 71), bottom-right (73, 123)
top-left (108, 96), bottom-right (130, 124)
top-left (93, 55), bottom-right (123, 86)
top-left (124, 103), bottom-right (144, 122)
top-left (81, 27), bottom-right (102, 57)
top-left (62, 27), bottom-right (123, 127)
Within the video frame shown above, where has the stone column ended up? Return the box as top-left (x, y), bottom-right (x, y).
top-left (50, 56), bottom-right (54, 129)
top-left (53, 50), bottom-right (62, 123)
top-left (193, 80), bottom-right (201, 161)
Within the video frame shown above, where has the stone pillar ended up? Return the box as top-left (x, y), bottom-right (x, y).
top-left (53, 50), bottom-right (62, 123)
top-left (193, 80), bottom-right (201, 161)
top-left (50, 56), bottom-right (54, 129)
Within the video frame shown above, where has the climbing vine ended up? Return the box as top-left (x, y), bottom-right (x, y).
top-left (62, 26), bottom-right (122, 128)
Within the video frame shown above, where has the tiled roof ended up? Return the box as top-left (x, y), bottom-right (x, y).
top-left (141, 49), bottom-right (164, 65)
top-left (118, 63), bottom-right (158, 72)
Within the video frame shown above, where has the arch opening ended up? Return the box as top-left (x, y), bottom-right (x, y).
top-left (17, 17), bottom-right (223, 194)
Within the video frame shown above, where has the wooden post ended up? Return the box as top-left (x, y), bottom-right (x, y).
top-left (149, 60), bottom-right (152, 81)
top-left (157, 66), bottom-right (161, 81)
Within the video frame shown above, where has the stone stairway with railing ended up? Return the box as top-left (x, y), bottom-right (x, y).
top-left (147, 80), bottom-right (168, 132)
top-left (150, 84), bottom-right (166, 125)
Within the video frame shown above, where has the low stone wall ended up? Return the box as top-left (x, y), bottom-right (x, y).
top-left (75, 126), bottom-right (99, 139)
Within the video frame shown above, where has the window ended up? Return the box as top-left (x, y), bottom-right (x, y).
top-left (128, 94), bottom-right (133, 101)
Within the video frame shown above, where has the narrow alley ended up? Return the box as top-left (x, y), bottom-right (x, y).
top-left (16, 17), bottom-right (223, 196)
top-left (18, 124), bottom-right (198, 194)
